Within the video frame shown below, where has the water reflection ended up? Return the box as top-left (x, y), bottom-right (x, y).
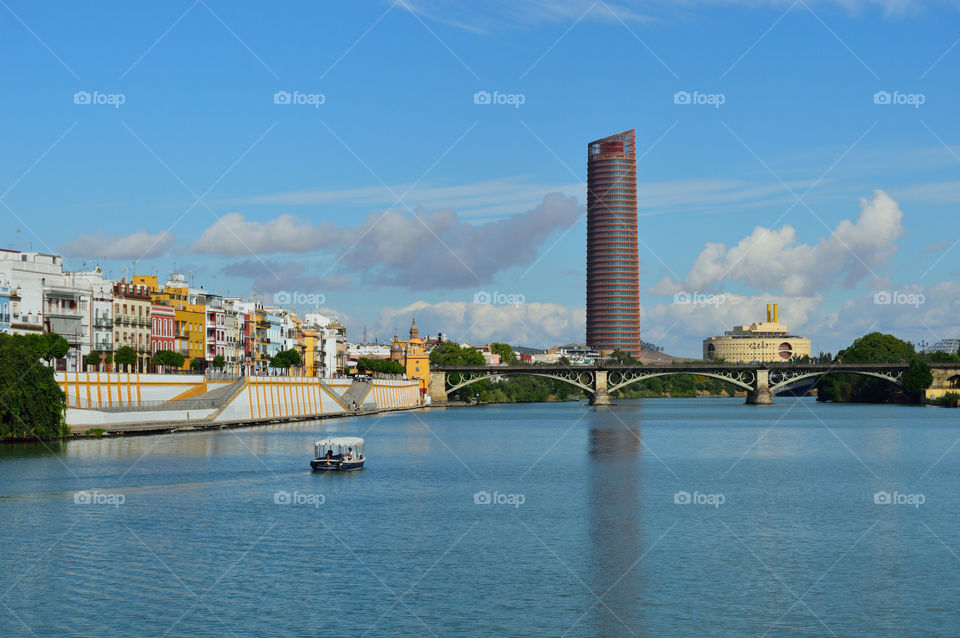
top-left (587, 406), bottom-right (644, 637)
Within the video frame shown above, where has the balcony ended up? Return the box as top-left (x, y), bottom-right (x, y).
top-left (45, 307), bottom-right (81, 318)
top-left (11, 313), bottom-right (42, 328)
top-left (93, 317), bottom-right (113, 328)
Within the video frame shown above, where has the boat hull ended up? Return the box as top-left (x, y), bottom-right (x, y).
top-left (310, 459), bottom-right (365, 472)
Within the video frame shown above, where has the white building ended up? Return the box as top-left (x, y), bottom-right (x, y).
top-left (0, 250), bottom-right (117, 371)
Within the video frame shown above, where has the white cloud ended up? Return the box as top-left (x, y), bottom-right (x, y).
top-left (191, 213), bottom-right (342, 255)
top-left (397, 0), bottom-right (946, 33)
top-left (61, 230), bottom-right (175, 259)
top-left (396, 0), bottom-right (652, 34)
top-left (639, 293), bottom-right (826, 356)
top-left (378, 299), bottom-right (586, 348)
top-left (224, 175), bottom-right (816, 222)
top-left (207, 193), bottom-right (583, 289)
top-left (652, 190), bottom-right (904, 297)
top-left (220, 177), bottom-right (584, 221)
top-left (832, 281), bottom-right (960, 344)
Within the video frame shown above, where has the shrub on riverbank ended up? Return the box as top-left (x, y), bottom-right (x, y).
top-left (0, 334), bottom-right (67, 440)
top-left (937, 392), bottom-right (960, 408)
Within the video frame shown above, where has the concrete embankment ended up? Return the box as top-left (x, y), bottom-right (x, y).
top-left (69, 404), bottom-right (427, 438)
top-left (57, 372), bottom-right (423, 436)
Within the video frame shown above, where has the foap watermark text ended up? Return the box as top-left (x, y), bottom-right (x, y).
top-left (274, 291), bottom-right (325, 306)
top-left (674, 90), bottom-right (725, 108)
top-left (74, 91), bottom-right (125, 108)
top-left (674, 291), bottom-right (726, 306)
top-left (74, 490), bottom-right (125, 507)
top-left (873, 91), bottom-right (925, 108)
top-left (674, 490), bottom-right (725, 508)
top-left (474, 291), bottom-right (525, 306)
top-left (874, 491), bottom-right (924, 508)
top-left (274, 490), bottom-right (325, 508)
top-left (473, 90), bottom-right (525, 108)
top-left (873, 290), bottom-right (924, 308)
top-left (274, 90), bottom-right (325, 108)
top-left (474, 490), bottom-right (525, 508)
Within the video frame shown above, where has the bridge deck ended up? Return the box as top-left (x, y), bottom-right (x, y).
top-left (436, 363), bottom-right (960, 373)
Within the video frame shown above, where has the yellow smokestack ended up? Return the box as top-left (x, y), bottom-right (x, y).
top-left (773, 304), bottom-right (779, 323)
top-left (766, 304), bottom-right (771, 322)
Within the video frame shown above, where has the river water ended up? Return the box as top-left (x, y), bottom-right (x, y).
top-left (1, 397), bottom-right (959, 636)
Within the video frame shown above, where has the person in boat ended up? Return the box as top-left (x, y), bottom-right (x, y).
top-left (324, 449), bottom-right (333, 466)
top-left (345, 447), bottom-right (353, 461)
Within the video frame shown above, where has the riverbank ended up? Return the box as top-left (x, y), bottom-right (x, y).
top-left (62, 404), bottom-right (428, 440)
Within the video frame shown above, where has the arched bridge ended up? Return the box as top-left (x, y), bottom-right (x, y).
top-left (430, 362), bottom-right (960, 405)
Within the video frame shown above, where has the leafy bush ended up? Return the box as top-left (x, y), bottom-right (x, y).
top-left (83, 350), bottom-right (101, 368)
top-left (355, 357), bottom-right (404, 375)
top-left (0, 334), bottom-right (67, 440)
top-left (937, 392), bottom-right (960, 408)
top-left (152, 350), bottom-right (185, 369)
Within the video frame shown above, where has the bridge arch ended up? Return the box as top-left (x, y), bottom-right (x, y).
top-left (607, 370), bottom-right (755, 394)
top-left (445, 370), bottom-right (596, 396)
top-left (768, 369), bottom-right (903, 393)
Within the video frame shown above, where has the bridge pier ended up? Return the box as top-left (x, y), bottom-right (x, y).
top-left (590, 370), bottom-right (612, 406)
top-left (745, 369), bottom-right (773, 405)
top-left (428, 371), bottom-right (448, 404)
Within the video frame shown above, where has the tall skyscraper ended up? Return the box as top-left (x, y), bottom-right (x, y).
top-left (586, 129), bottom-right (641, 360)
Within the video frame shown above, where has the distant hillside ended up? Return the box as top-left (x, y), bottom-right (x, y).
top-left (641, 348), bottom-right (696, 364)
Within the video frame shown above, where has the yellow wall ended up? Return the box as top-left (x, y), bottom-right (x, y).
top-left (398, 338), bottom-right (430, 394)
top-left (303, 329), bottom-right (318, 377)
top-left (137, 278), bottom-right (206, 370)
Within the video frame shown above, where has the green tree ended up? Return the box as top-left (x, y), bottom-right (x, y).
top-left (819, 333), bottom-right (917, 403)
top-left (489, 342), bottom-right (516, 365)
top-left (429, 342), bottom-right (485, 366)
top-left (356, 357), bottom-right (404, 375)
top-left (212, 354), bottom-right (225, 369)
top-left (0, 334), bottom-right (67, 439)
top-left (42, 333), bottom-right (70, 362)
top-left (190, 357), bottom-right (204, 371)
top-left (152, 350), bottom-right (185, 370)
top-left (834, 332), bottom-right (916, 363)
top-left (114, 346), bottom-right (137, 370)
top-left (270, 349), bottom-right (302, 372)
top-left (902, 359), bottom-right (933, 398)
top-left (23, 332), bottom-right (70, 363)
top-left (606, 349), bottom-right (639, 365)
top-left (83, 350), bottom-right (101, 368)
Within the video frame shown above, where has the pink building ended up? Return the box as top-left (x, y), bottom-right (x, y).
top-left (151, 304), bottom-right (176, 362)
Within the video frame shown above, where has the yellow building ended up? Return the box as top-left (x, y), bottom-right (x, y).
top-left (303, 328), bottom-right (318, 377)
top-left (134, 274), bottom-right (205, 370)
top-left (703, 304), bottom-right (811, 363)
top-left (390, 318), bottom-right (430, 396)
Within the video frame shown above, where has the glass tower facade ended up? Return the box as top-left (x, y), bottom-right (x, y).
top-left (586, 129), bottom-right (641, 359)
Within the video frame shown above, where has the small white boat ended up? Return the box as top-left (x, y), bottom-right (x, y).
top-left (310, 437), bottom-right (365, 471)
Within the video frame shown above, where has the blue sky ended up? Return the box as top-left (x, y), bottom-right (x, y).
top-left (2, 0), bottom-right (959, 357)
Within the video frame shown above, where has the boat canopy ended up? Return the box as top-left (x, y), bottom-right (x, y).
top-left (315, 437), bottom-right (364, 448)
